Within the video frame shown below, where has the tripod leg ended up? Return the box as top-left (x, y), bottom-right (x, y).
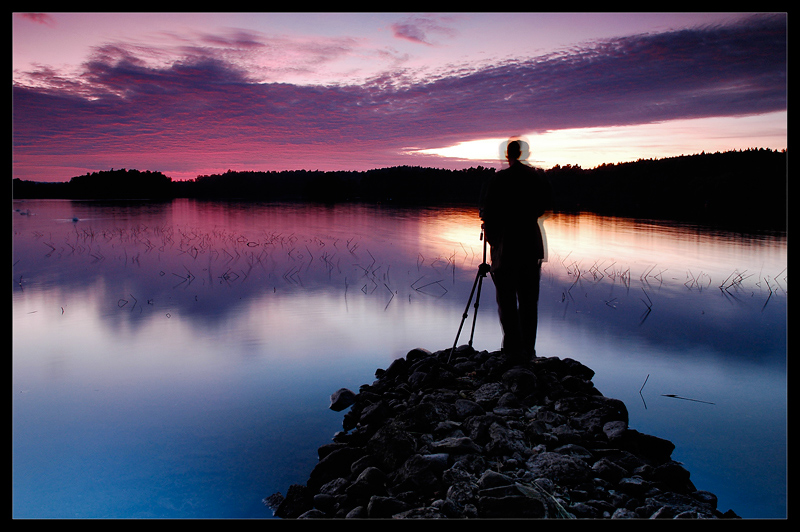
top-left (449, 270), bottom-right (480, 362)
top-left (468, 273), bottom-right (485, 347)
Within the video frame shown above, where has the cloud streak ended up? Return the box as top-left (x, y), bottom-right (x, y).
top-left (12, 13), bottom-right (786, 180)
top-left (391, 14), bottom-right (459, 45)
top-left (17, 12), bottom-right (55, 26)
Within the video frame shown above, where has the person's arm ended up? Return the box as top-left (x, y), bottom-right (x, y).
top-left (480, 176), bottom-right (500, 244)
top-left (535, 171), bottom-right (553, 217)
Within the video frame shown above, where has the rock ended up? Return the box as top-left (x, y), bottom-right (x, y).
top-left (317, 442), bottom-right (346, 460)
top-left (408, 370), bottom-right (432, 391)
top-left (527, 452), bottom-right (592, 485)
top-left (485, 421), bottom-right (528, 456)
top-left (561, 357), bottom-right (596, 380)
top-left (692, 490), bottom-right (718, 509)
top-left (592, 457), bottom-right (628, 484)
top-left (394, 506), bottom-right (449, 518)
top-left (367, 495), bottom-right (412, 518)
top-left (472, 382), bottom-right (507, 409)
top-left (346, 466), bottom-right (387, 499)
top-left (502, 367), bottom-right (538, 396)
top-left (307, 447), bottom-right (364, 490)
top-left (555, 443), bottom-right (593, 462)
top-left (618, 476), bottom-right (654, 497)
top-left (477, 483), bottom-right (548, 518)
top-left (653, 461), bottom-right (693, 491)
top-left (632, 430), bottom-right (676, 463)
top-left (359, 400), bottom-right (390, 426)
top-left (397, 400), bottom-right (455, 432)
top-left (454, 398), bottom-right (484, 419)
top-left (345, 505), bottom-right (367, 518)
top-left (273, 484), bottom-right (312, 518)
top-left (329, 388), bottom-right (357, 411)
top-left (611, 507), bottom-right (638, 518)
top-left (603, 420), bottom-right (628, 442)
top-left (433, 420), bottom-right (464, 438)
top-left (381, 357), bottom-right (409, 382)
top-left (461, 413), bottom-right (505, 445)
top-left (405, 347), bottom-right (432, 364)
top-left (262, 492), bottom-right (284, 515)
top-left (366, 423), bottom-right (417, 471)
top-left (569, 501), bottom-right (600, 518)
top-left (393, 453), bottom-right (449, 495)
top-left (349, 454), bottom-right (377, 477)
top-left (429, 436), bottom-right (482, 455)
top-left (478, 470), bottom-right (514, 489)
top-left (269, 347), bottom-right (735, 519)
top-left (318, 477), bottom-right (350, 496)
top-left (311, 493), bottom-right (338, 514)
top-left (446, 480), bottom-right (480, 508)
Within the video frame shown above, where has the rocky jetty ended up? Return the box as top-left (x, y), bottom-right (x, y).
top-left (265, 346), bottom-right (739, 519)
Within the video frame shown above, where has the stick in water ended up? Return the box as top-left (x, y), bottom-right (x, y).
top-left (662, 394), bottom-right (715, 405)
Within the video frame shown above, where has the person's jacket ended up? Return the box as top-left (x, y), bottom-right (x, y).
top-left (480, 161), bottom-right (552, 271)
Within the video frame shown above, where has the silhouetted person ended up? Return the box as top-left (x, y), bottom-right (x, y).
top-left (480, 138), bottom-right (552, 363)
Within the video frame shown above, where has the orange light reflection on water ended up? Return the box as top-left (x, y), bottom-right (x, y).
top-left (542, 212), bottom-right (786, 290)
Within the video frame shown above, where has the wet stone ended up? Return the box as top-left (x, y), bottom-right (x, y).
top-left (266, 346), bottom-right (739, 519)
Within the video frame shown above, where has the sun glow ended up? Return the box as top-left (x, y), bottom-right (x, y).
top-left (409, 112), bottom-right (787, 170)
top-left (408, 138), bottom-right (508, 164)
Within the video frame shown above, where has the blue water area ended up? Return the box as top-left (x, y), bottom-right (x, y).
top-left (12, 199), bottom-right (786, 518)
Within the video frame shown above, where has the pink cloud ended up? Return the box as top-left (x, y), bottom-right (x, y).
top-left (16, 13), bottom-right (56, 26)
top-left (12, 14), bottom-right (786, 182)
top-left (391, 15), bottom-right (458, 45)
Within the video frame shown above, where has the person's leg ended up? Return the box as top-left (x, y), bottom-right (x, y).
top-left (517, 261), bottom-right (541, 358)
top-left (491, 268), bottom-right (522, 357)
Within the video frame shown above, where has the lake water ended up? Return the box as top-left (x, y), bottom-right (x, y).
top-left (12, 199), bottom-right (786, 519)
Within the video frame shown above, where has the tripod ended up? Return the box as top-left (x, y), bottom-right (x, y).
top-left (448, 226), bottom-right (491, 363)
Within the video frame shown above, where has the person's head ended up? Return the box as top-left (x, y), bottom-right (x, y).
top-left (504, 137), bottom-right (529, 164)
top-left (507, 140), bottom-right (522, 163)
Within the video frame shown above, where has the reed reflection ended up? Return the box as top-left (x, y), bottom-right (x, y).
top-left (12, 199), bottom-right (785, 361)
top-left (538, 213), bottom-right (786, 362)
top-left (12, 200), bottom-right (486, 331)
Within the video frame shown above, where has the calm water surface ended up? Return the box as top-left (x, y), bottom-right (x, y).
top-left (12, 199), bottom-right (786, 519)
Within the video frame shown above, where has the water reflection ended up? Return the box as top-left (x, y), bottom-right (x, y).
top-left (13, 200), bottom-right (785, 344)
top-left (540, 214), bottom-right (786, 362)
top-left (13, 199), bottom-right (786, 518)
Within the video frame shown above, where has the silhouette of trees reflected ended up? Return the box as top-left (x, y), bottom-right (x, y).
top-left (12, 148), bottom-right (786, 230)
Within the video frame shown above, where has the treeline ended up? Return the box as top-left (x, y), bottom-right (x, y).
top-left (12, 149), bottom-right (786, 229)
top-left (548, 148), bottom-right (787, 229)
top-left (180, 166), bottom-right (490, 204)
top-left (10, 166), bottom-right (491, 204)
top-left (12, 168), bottom-right (175, 200)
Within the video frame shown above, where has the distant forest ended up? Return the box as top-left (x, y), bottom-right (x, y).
top-left (12, 148), bottom-right (787, 230)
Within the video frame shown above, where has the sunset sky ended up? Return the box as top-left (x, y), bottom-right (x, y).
top-left (12, 12), bottom-right (787, 182)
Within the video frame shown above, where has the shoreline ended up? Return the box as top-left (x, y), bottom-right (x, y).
top-left (265, 346), bottom-right (740, 519)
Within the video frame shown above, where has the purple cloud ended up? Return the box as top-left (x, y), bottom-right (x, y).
top-left (16, 13), bottom-right (56, 26)
top-left (391, 15), bottom-right (458, 45)
top-left (398, 13), bottom-right (786, 144)
top-left (12, 13), bottom-right (786, 180)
